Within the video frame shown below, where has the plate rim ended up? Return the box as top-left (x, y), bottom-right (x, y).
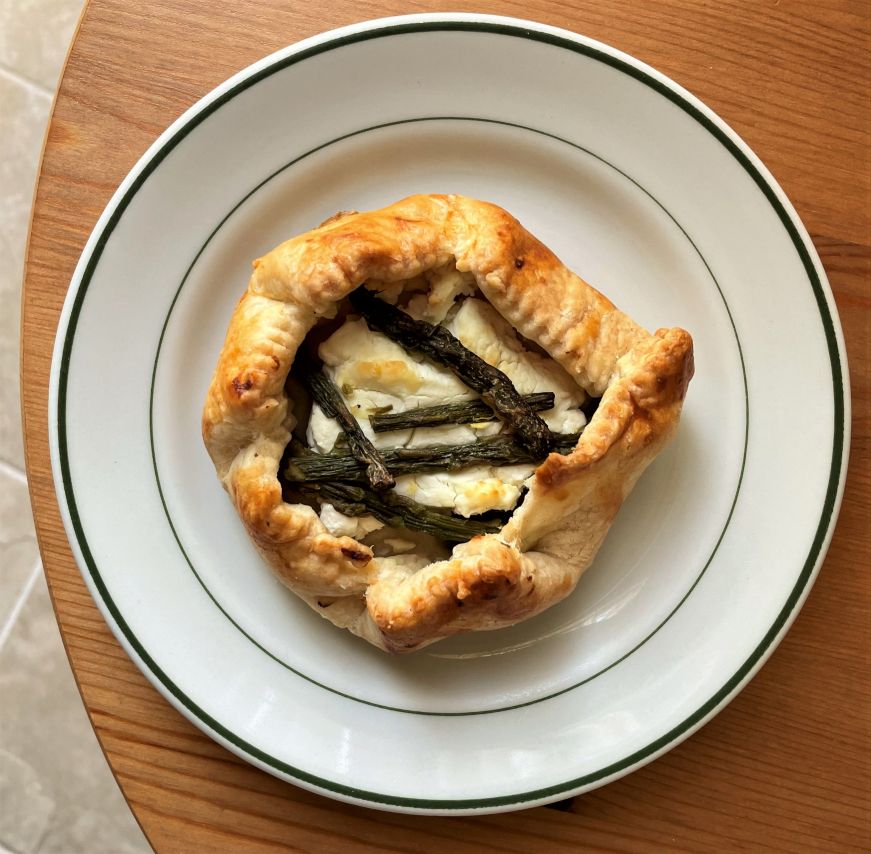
top-left (47, 13), bottom-right (851, 814)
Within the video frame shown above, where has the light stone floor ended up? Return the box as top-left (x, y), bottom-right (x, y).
top-left (0, 1), bottom-right (150, 851)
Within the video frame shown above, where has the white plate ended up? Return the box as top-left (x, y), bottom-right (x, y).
top-left (49, 14), bottom-right (849, 814)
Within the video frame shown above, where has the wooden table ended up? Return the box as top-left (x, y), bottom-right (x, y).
top-left (21, 1), bottom-right (870, 850)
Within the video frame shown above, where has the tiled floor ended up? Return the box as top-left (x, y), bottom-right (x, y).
top-left (0, 2), bottom-right (150, 851)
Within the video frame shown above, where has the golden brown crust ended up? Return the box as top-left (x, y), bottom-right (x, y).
top-left (202, 194), bottom-right (694, 652)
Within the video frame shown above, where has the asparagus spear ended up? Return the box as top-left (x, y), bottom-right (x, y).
top-left (370, 392), bottom-right (556, 433)
top-left (284, 432), bottom-right (581, 483)
top-left (296, 481), bottom-right (503, 540)
top-left (294, 350), bottom-right (395, 490)
top-left (349, 287), bottom-right (554, 458)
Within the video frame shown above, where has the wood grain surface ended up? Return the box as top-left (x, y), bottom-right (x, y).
top-left (21, 1), bottom-right (870, 851)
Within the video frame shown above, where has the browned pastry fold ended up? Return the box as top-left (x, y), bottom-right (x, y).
top-left (202, 194), bottom-right (694, 652)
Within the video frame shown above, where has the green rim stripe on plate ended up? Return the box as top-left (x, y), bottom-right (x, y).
top-left (149, 114), bottom-right (749, 716)
top-left (56, 20), bottom-right (845, 809)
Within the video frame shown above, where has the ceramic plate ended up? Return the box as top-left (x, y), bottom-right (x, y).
top-left (49, 14), bottom-right (849, 814)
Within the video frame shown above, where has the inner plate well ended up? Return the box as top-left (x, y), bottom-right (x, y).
top-left (152, 119), bottom-right (745, 713)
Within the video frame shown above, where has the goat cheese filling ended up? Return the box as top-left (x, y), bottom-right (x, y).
top-left (305, 272), bottom-right (587, 538)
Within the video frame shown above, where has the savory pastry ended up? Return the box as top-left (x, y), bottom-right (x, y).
top-left (202, 194), bottom-right (694, 652)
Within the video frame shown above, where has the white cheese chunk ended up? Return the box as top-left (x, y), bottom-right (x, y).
top-left (307, 403), bottom-right (343, 454)
top-left (383, 537), bottom-right (417, 554)
top-left (393, 463), bottom-right (536, 518)
top-left (405, 264), bottom-right (477, 322)
top-left (320, 318), bottom-right (470, 400)
top-left (406, 423), bottom-right (478, 448)
top-left (319, 503), bottom-right (384, 539)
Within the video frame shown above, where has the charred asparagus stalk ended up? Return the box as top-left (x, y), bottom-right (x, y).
top-left (349, 287), bottom-right (554, 458)
top-left (294, 350), bottom-right (394, 490)
top-left (370, 392), bottom-right (556, 433)
top-left (296, 481), bottom-right (503, 540)
top-left (285, 432), bottom-right (581, 483)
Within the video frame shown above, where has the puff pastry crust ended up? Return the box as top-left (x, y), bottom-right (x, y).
top-left (202, 194), bottom-right (694, 652)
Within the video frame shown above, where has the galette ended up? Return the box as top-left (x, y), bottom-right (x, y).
top-left (202, 194), bottom-right (694, 652)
